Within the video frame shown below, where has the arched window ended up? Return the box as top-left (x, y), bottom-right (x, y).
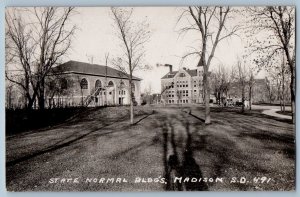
top-left (108, 81), bottom-right (114, 87)
top-left (80, 78), bottom-right (88, 89)
top-left (119, 81), bottom-right (125, 88)
top-left (60, 78), bottom-right (68, 89)
top-left (95, 80), bottom-right (102, 88)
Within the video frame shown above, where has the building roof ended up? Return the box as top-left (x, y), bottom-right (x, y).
top-left (161, 69), bottom-right (198, 79)
top-left (51, 60), bottom-right (142, 81)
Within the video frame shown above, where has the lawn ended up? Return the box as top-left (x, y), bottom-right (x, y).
top-left (6, 106), bottom-right (295, 191)
top-left (276, 110), bottom-right (292, 116)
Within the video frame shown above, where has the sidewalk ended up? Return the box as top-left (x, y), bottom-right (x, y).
top-left (252, 105), bottom-right (292, 120)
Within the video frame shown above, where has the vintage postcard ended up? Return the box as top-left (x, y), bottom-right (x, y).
top-left (5, 6), bottom-right (295, 191)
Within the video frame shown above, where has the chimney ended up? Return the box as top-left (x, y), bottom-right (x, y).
top-left (165, 64), bottom-right (173, 73)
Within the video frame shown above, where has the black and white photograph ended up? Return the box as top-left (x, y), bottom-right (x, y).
top-left (5, 6), bottom-right (295, 191)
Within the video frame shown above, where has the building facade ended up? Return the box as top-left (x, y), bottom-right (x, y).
top-left (161, 66), bottom-right (204, 104)
top-left (46, 60), bottom-right (142, 107)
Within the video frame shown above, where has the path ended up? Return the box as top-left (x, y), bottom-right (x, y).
top-left (252, 105), bottom-right (292, 120)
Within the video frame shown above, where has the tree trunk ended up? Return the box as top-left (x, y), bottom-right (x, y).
top-left (37, 79), bottom-right (45, 109)
top-left (249, 86), bottom-right (252, 110)
top-left (38, 96), bottom-right (45, 109)
top-left (241, 85), bottom-right (245, 113)
top-left (203, 67), bottom-right (211, 124)
top-left (282, 72), bottom-right (285, 112)
top-left (283, 44), bottom-right (295, 124)
top-left (290, 73), bottom-right (295, 124)
top-left (27, 98), bottom-right (35, 109)
top-left (129, 76), bottom-right (134, 125)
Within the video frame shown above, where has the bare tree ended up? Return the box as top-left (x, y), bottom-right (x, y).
top-left (211, 64), bottom-right (231, 106)
top-left (246, 6), bottom-right (295, 123)
top-left (247, 69), bottom-right (255, 110)
top-left (178, 6), bottom-right (240, 124)
top-left (267, 54), bottom-right (290, 111)
top-left (110, 7), bottom-right (151, 124)
top-left (5, 7), bottom-right (76, 109)
top-left (236, 59), bottom-right (247, 113)
top-left (265, 76), bottom-right (275, 104)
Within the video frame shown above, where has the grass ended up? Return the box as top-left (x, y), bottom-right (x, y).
top-left (276, 110), bottom-right (292, 116)
top-left (6, 107), bottom-right (84, 136)
top-left (6, 106), bottom-right (295, 191)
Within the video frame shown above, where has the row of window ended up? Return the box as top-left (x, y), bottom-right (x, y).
top-left (177, 80), bottom-right (188, 84)
top-left (177, 84), bottom-right (188, 88)
top-left (81, 79), bottom-right (114, 90)
top-left (164, 80), bottom-right (202, 89)
top-left (50, 78), bottom-right (135, 91)
top-left (166, 89), bottom-right (198, 94)
top-left (119, 90), bottom-right (126, 95)
top-left (168, 99), bottom-right (189, 104)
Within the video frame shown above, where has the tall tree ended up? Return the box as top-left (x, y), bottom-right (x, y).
top-left (236, 59), bottom-right (247, 113)
top-left (211, 64), bottom-right (232, 106)
top-left (5, 7), bottom-right (76, 109)
top-left (247, 69), bottom-right (255, 110)
top-left (110, 7), bottom-right (151, 124)
top-left (178, 6), bottom-right (240, 124)
top-left (246, 6), bottom-right (295, 123)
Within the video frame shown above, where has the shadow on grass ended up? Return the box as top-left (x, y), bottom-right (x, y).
top-left (152, 107), bottom-right (295, 191)
top-left (133, 110), bottom-right (155, 125)
top-left (154, 113), bottom-right (208, 191)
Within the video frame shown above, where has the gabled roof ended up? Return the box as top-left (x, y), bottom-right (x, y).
top-left (51, 60), bottom-right (141, 81)
top-left (161, 69), bottom-right (198, 79)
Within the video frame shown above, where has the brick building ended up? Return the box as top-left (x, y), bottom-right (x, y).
top-left (46, 60), bottom-right (142, 107)
top-left (160, 66), bottom-right (205, 104)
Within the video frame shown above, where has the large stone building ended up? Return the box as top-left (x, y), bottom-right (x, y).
top-left (161, 66), bottom-right (205, 104)
top-left (46, 60), bottom-right (142, 107)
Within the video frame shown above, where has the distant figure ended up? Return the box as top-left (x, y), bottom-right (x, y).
top-left (244, 100), bottom-right (249, 109)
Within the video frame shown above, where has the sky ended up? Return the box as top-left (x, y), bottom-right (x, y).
top-left (7, 7), bottom-right (265, 94)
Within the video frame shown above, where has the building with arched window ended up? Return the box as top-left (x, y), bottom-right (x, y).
top-left (46, 60), bottom-right (142, 107)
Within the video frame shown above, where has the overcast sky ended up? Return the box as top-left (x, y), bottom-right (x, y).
top-left (38, 7), bottom-right (266, 93)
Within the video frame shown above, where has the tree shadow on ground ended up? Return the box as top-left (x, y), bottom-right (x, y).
top-left (133, 110), bottom-right (155, 125)
top-left (154, 113), bottom-right (208, 191)
top-left (157, 108), bottom-right (293, 191)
